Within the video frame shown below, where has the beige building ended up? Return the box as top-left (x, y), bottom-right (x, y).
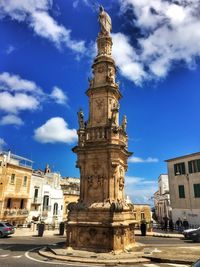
top-left (166, 152), bottom-right (200, 226)
top-left (60, 177), bottom-right (80, 220)
top-left (0, 151), bottom-right (33, 225)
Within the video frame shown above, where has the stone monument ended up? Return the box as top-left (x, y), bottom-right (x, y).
top-left (66, 6), bottom-right (136, 252)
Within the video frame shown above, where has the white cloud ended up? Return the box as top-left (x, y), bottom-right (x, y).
top-left (0, 72), bottom-right (71, 126)
top-left (0, 72), bottom-right (42, 94)
top-left (128, 156), bottom-right (159, 163)
top-left (0, 138), bottom-right (6, 152)
top-left (125, 175), bottom-right (157, 204)
top-left (50, 86), bottom-right (68, 105)
top-left (112, 33), bottom-right (146, 85)
top-left (116, 0), bottom-right (200, 83)
top-left (34, 117), bottom-right (77, 144)
top-left (6, 45), bottom-right (15, 54)
top-left (0, 92), bottom-right (39, 114)
top-left (0, 0), bottom-right (86, 53)
top-left (0, 114), bottom-right (24, 126)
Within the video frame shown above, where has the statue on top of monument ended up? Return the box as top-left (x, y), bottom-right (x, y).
top-left (98, 5), bottom-right (112, 35)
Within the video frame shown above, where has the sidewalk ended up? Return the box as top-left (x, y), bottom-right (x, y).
top-left (13, 227), bottom-right (59, 237)
top-left (135, 229), bottom-right (183, 238)
top-left (39, 243), bottom-right (200, 265)
top-left (13, 227), bottom-right (183, 238)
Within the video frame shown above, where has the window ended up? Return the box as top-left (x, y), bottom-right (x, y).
top-left (10, 174), bottom-right (15, 184)
top-left (194, 184), bottom-right (200, 198)
top-left (178, 185), bottom-right (185, 198)
top-left (53, 203), bottom-right (58, 215)
top-left (7, 198), bottom-right (11, 208)
top-left (141, 212), bottom-right (145, 220)
top-left (20, 199), bottom-right (24, 209)
top-left (0, 161), bottom-right (2, 167)
top-left (43, 195), bottom-right (49, 211)
top-left (23, 176), bottom-right (27, 186)
top-left (174, 162), bottom-right (186, 175)
top-left (188, 159), bottom-right (200, 174)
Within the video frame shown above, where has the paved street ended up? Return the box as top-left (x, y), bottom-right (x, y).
top-left (0, 232), bottom-right (198, 266)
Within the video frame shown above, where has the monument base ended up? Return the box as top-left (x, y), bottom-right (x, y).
top-left (66, 205), bottom-right (136, 252)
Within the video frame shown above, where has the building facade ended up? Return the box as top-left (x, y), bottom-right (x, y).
top-left (0, 151), bottom-right (33, 225)
top-left (60, 177), bottom-right (80, 220)
top-left (166, 152), bottom-right (200, 226)
top-left (28, 170), bottom-right (44, 222)
top-left (154, 174), bottom-right (171, 222)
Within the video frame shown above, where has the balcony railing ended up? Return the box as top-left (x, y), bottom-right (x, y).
top-left (32, 197), bottom-right (42, 204)
top-left (3, 208), bottom-right (29, 217)
top-left (42, 206), bottom-right (51, 211)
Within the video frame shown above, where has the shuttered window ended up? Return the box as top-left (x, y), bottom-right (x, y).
top-left (188, 159), bottom-right (200, 173)
top-left (178, 185), bottom-right (185, 198)
top-left (174, 162), bottom-right (186, 175)
top-left (194, 184), bottom-right (200, 198)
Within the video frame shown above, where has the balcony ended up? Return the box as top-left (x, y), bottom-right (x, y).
top-left (3, 208), bottom-right (29, 217)
top-left (32, 197), bottom-right (42, 204)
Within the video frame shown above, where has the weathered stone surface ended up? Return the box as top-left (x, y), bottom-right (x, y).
top-left (66, 8), bottom-right (136, 252)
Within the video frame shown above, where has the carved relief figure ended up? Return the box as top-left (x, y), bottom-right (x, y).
top-left (99, 6), bottom-right (112, 35)
top-left (118, 167), bottom-right (124, 190)
top-left (107, 67), bottom-right (115, 84)
top-left (121, 115), bottom-right (127, 132)
top-left (77, 109), bottom-right (84, 129)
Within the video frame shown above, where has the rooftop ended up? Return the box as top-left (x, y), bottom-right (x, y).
top-left (165, 151), bottom-right (200, 162)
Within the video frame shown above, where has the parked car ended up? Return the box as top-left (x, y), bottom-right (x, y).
top-left (191, 259), bottom-right (200, 267)
top-left (189, 229), bottom-right (200, 243)
top-left (183, 227), bottom-right (200, 239)
top-left (0, 221), bottom-right (15, 237)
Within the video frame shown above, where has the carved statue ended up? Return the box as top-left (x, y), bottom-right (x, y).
top-left (121, 115), bottom-right (127, 132)
top-left (77, 109), bottom-right (84, 129)
top-left (107, 67), bottom-right (115, 84)
top-left (98, 6), bottom-right (112, 35)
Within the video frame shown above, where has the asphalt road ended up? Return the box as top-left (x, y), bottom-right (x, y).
top-left (0, 234), bottom-right (195, 267)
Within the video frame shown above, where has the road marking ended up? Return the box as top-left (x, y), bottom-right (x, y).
top-left (143, 264), bottom-right (159, 267)
top-left (166, 264), bottom-right (190, 267)
top-left (25, 247), bottom-right (103, 266)
top-left (0, 254), bottom-right (9, 257)
top-left (12, 255), bottom-right (23, 258)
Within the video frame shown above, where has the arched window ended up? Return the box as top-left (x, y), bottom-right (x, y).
top-left (53, 203), bottom-right (58, 215)
top-left (43, 195), bottom-right (49, 211)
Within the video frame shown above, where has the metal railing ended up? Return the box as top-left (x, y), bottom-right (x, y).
top-left (3, 208), bottom-right (29, 216)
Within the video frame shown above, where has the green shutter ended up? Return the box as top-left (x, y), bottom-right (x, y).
top-left (182, 163), bottom-right (186, 174)
top-left (178, 185), bottom-right (185, 198)
top-left (197, 160), bottom-right (200, 172)
top-left (188, 161), bottom-right (192, 173)
top-left (174, 164), bottom-right (177, 175)
top-left (194, 184), bottom-right (200, 198)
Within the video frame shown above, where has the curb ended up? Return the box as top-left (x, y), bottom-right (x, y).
top-left (39, 248), bottom-right (150, 265)
top-left (143, 256), bottom-right (195, 265)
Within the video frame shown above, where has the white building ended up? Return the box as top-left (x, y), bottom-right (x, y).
top-left (154, 174), bottom-right (171, 222)
top-left (166, 152), bottom-right (200, 226)
top-left (29, 165), bottom-right (64, 225)
top-left (28, 170), bottom-right (44, 222)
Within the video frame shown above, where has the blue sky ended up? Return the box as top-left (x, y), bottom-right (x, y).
top-left (0, 0), bottom-right (200, 204)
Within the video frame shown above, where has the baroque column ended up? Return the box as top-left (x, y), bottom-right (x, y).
top-left (66, 6), bottom-right (136, 252)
